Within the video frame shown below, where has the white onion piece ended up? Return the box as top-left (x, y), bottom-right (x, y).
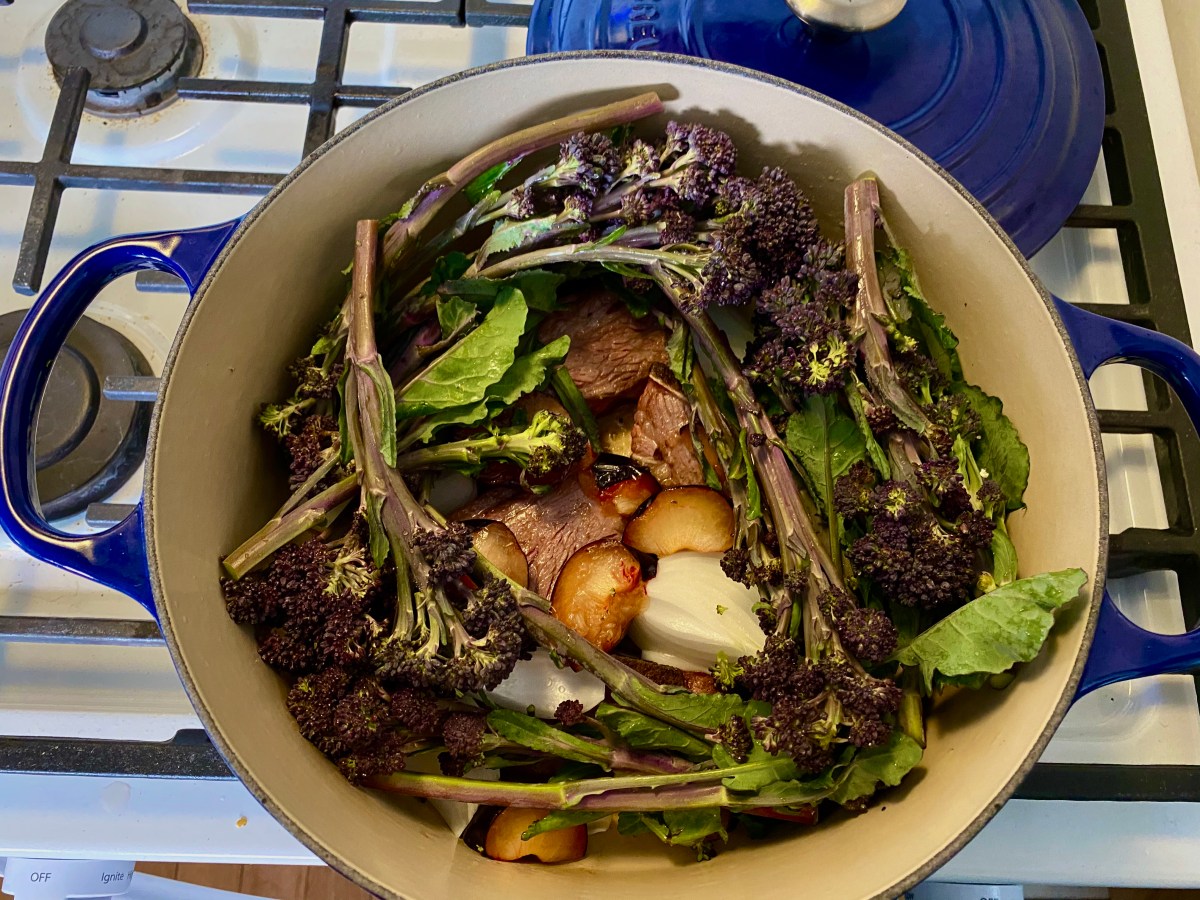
top-left (631, 551), bottom-right (765, 671)
top-left (426, 471), bottom-right (477, 516)
top-left (406, 758), bottom-right (499, 837)
top-left (488, 649), bottom-right (607, 719)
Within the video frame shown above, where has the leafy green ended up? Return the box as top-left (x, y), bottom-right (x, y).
top-left (712, 742), bottom-right (798, 791)
top-left (894, 569), bottom-right (1088, 692)
top-left (486, 709), bottom-right (611, 767)
top-left (465, 160), bottom-right (518, 204)
top-left (738, 430), bottom-right (763, 521)
top-left (666, 323), bottom-right (695, 384)
top-left (614, 688), bottom-right (745, 732)
top-left (828, 731), bottom-right (924, 805)
top-left (601, 260), bottom-right (656, 284)
top-left (549, 366), bottom-right (601, 449)
top-left (784, 394), bottom-right (867, 511)
top-left (477, 215), bottom-right (557, 265)
top-left (619, 810), bottom-right (726, 859)
top-left (845, 378), bottom-right (891, 480)
top-left (950, 383), bottom-right (1030, 511)
top-left (435, 296), bottom-right (476, 340)
top-left (523, 810), bottom-right (610, 839)
top-left (440, 270), bottom-right (566, 314)
top-left (990, 519), bottom-right (1019, 587)
top-left (396, 288), bottom-right (527, 419)
top-left (883, 246), bottom-right (963, 382)
top-left (590, 224), bottom-right (628, 248)
top-left (400, 400), bottom-right (490, 448)
top-left (484, 336), bottom-right (570, 409)
top-left (420, 252), bottom-right (472, 299)
top-left (594, 703), bottom-right (712, 759)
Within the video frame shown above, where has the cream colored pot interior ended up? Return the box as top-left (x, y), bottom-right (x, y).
top-left (147, 56), bottom-right (1105, 900)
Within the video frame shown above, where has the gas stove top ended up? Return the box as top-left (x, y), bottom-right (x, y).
top-left (1, 0), bottom-right (1200, 883)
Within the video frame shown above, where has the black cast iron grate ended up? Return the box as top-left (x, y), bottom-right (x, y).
top-left (1, 0), bottom-right (1198, 804)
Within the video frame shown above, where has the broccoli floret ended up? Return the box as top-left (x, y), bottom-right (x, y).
top-left (284, 414), bottom-right (339, 490)
top-left (410, 524), bottom-right (476, 586)
top-left (819, 588), bottom-right (898, 666)
top-left (258, 397), bottom-right (314, 439)
top-left (333, 676), bottom-right (391, 750)
top-left (928, 392), bottom-right (981, 452)
top-left (833, 461), bottom-right (876, 517)
top-left (390, 687), bottom-right (444, 736)
top-left (288, 356), bottom-right (344, 400)
top-left (549, 132), bottom-right (621, 196)
top-left (717, 716), bottom-right (753, 763)
top-left (916, 459), bottom-right (973, 520)
top-left (220, 572), bottom-right (280, 626)
top-left (338, 731), bottom-right (408, 784)
top-left (287, 667), bottom-right (353, 746)
top-left (555, 699), bottom-right (585, 726)
top-left (258, 621), bottom-right (318, 673)
top-left (400, 411), bottom-right (587, 487)
top-left (439, 712), bottom-right (487, 776)
top-left (745, 274), bottom-right (854, 396)
top-left (848, 508), bottom-right (991, 610)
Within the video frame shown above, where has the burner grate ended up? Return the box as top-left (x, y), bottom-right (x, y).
top-left (2, 0), bottom-right (1200, 805)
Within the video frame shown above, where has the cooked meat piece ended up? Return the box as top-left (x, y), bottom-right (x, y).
top-left (451, 478), bottom-right (624, 594)
top-left (538, 283), bottom-right (668, 411)
top-left (629, 366), bottom-right (708, 487)
top-left (616, 655), bottom-right (718, 694)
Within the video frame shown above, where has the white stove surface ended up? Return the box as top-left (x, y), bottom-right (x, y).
top-left (2, 0), bottom-right (1200, 886)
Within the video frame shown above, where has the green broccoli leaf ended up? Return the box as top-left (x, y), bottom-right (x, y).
top-left (990, 519), bottom-right (1019, 587)
top-left (613, 688), bottom-right (745, 732)
top-left (950, 383), bottom-right (1030, 511)
top-left (477, 215), bottom-right (557, 265)
top-left (594, 703), bottom-right (713, 759)
top-left (396, 287), bottom-right (527, 419)
top-left (485, 336), bottom-right (570, 410)
top-left (549, 366), bottom-right (602, 450)
top-left (618, 811), bottom-right (724, 859)
top-left (666, 323), bottom-right (695, 385)
top-left (435, 295), bottom-right (477, 340)
top-left (661, 808), bottom-right (727, 857)
top-left (739, 430), bottom-right (763, 521)
top-left (440, 270), bottom-right (566, 314)
top-left (465, 160), bottom-right (519, 204)
top-left (712, 742), bottom-right (798, 791)
top-left (894, 569), bottom-right (1088, 693)
top-left (785, 394), bottom-right (866, 511)
top-left (485, 709), bottom-right (611, 767)
top-left (828, 731), bottom-right (924, 805)
top-left (420, 252), bottom-right (472, 299)
top-left (523, 810), bottom-right (611, 839)
top-left (400, 400), bottom-right (490, 449)
top-left (845, 378), bottom-right (891, 480)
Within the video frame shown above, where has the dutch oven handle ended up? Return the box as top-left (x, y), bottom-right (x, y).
top-left (0, 220), bottom-right (241, 617)
top-left (1054, 297), bottom-right (1200, 696)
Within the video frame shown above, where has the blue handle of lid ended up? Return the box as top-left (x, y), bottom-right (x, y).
top-left (1053, 297), bottom-right (1200, 695)
top-left (0, 219), bottom-right (240, 616)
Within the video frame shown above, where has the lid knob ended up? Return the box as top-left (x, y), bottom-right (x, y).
top-left (785, 0), bottom-right (907, 32)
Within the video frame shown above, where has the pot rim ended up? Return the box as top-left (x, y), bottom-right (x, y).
top-left (143, 49), bottom-right (1110, 900)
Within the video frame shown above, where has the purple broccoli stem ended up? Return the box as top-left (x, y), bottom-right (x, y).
top-left (844, 178), bottom-right (931, 434)
top-left (222, 472), bottom-right (359, 580)
top-left (368, 760), bottom-right (827, 811)
top-left (379, 92), bottom-right (664, 277)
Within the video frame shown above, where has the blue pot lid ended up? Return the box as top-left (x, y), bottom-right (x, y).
top-left (527, 0), bottom-right (1104, 256)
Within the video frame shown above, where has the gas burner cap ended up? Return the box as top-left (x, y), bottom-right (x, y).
top-left (0, 312), bottom-right (152, 521)
top-left (527, 0), bottom-right (1104, 256)
top-left (44, 0), bottom-right (203, 117)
